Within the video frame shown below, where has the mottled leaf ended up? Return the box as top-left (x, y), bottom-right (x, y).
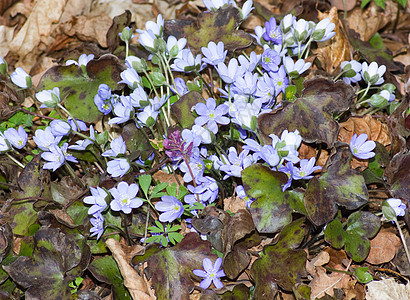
top-left (88, 256), bottom-right (132, 300)
top-left (3, 228), bottom-right (87, 299)
top-left (37, 54), bottom-right (125, 123)
top-left (384, 151), bottom-right (410, 202)
top-left (345, 211), bottom-right (380, 239)
top-left (242, 164), bottom-right (292, 233)
top-left (164, 6), bottom-right (252, 53)
top-left (107, 10), bottom-right (131, 52)
top-left (220, 284), bottom-right (250, 299)
top-left (324, 219), bottom-right (346, 249)
top-left (361, 142), bottom-right (390, 184)
top-left (344, 232), bottom-right (370, 262)
top-left (258, 78), bottom-right (355, 148)
top-left (171, 91), bottom-right (205, 128)
top-left (387, 93), bottom-right (409, 156)
top-left (122, 123), bottom-right (154, 160)
top-left (304, 146), bottom-right (368, 226)
top-left (251, 218), bottom-right (307, 296)
top-left (132, 233), bottom-right (216, 299)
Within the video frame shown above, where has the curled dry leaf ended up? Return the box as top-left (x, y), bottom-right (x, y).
top-left (105, 238), bottom-right (155, 300)
top-left (298, 142), bottom-right (330, 168)
top-left (313, 7), bottom-right (352, 75)
top-left (366, 229), bottom-right (401, 265)
top-left (345, 2), bottom-right (394, 42)
top-left (223, 195), bottom-right (247, 214)
top-left (366, 278), bottom-right (410, 300)
top-left (329, 0), bottom-right (357, 11)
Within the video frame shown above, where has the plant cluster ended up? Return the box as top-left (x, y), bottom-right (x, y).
top-left (0, 0), bottom-right (408, 298)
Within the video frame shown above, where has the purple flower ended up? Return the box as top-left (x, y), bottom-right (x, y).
top-left (349, 133), bottom-right (376, 159)
top-left (69, 125), bottom-right (95, 151)
top-left (83, 186), bottom-right (108, 215)
top-left (270, 65), bottom-right (289, 96)
top-left (98, 84), bottom-right (112, 100)
top-left (41, 143), bottom-right (78, 171)
top-left (278, 162), bottom-right (295, 191)
top-left (201, 41), bottom-right (227, 66)
top-left (215, 58), bottom-right (244, 84)
top-left (109, 182), bottom-right (144, 214)
top-left (119, 68), bottom-right (140, 89)
top-left (10, 67), bottom-right (32, 89)
top-left (3, 126), bottom-right (28, 149)
top-left (179, 156), bottom-right (205, 183)
top-left (293, 157), bottom-right (321, 180)
top-left (263, 17), bottom-right (282, 44)
top-left (155, 196), bottom-right (184, 222)
top-left (50, 120), bottom-right (71, 136)
top-left (102, 135), bottom-right (127, 157)
top-left (231, 71), bottom-right (259, 96)
top-left (163, 130), bottom-right (193, 161)
top-left (238, 52), bottom-right (260, 73)
top-left (193, 257), bottom-right (225, 289)
top-left (90, 212), bottom-right (105, 240)
top-left (184, 176), bottom-right (219, 205)
top-left (236, 185), bottom-right (255, 208)
top-left (171, 49), bottom-right (205, 73)
top-left (67, 117), bottom-right (87, 132)
top-left (33, 127), bottom-right (62, 151)
top-left (130, 85), bottom-right (149, 108)
top-left (36, 87), bottom-right (60, 108)
top-left (107, 158), bottom-right (130, 177)
top-left (171, 77), bottom-right (189, 96)
top-left (243, 138), bottom-right (262, 161)
top-left (255, 73), bottom-right (276, 105)
top-left (219, 147), bottom-right (253, 179)
top-left (108, 96), bottom-right (133, 125)
top-left (259, 145), bottom-right (280, 167)
top-left (195, 98), bottom-right (229, 134)
top-left (386, 198), bottom-right (406, 217)
top-left (261, 48), bottom-right (280, 72)
top-left (94, 94), bottom-right (112, 115)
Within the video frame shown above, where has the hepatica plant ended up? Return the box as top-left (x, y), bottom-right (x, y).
top-left (0, 2), bottom-right (407, 299)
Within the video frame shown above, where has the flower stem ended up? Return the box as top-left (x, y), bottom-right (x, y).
top-left (394, 218), bottom-right (410, 267)
top-left (5, 152), bottom-right (25, 168)
top-left (64, 163), bottom-right (86, 189)
top-left (121, 212), bottom-right (133, 246)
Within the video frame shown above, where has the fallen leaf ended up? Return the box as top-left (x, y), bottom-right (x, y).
top-left (298, 142), bottom-right (330, 167)
top-left (105, 238), bottom-right (155, 300)
top-left (329, 0), bottom-right (357, 11)
top-left (366, 229), bottom-right (401, 265)
top-left (313, 7), bottom-right (352, 75)
top-left (366, 278), bottom-right (410, 300)
top-left (223, 195), bottom-right (247, 213)
top-left (152, 170), bottom-right (183, 188)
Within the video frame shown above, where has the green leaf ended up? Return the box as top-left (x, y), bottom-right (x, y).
top-left (37, 54), bottom-right (125, 123)
top-left (354, 267), bottom-right (373, 283)
top-left (396, 0), bottom-right (408, 7)
top-left (361, 0), bottom-right (372, 7)
top-left (344, 232), bottom-right (371, 262)
top-left (345, 211), bottom-right (380, 239)
top-left (139, 174), bottom-right (152, 198)
top-left (88, 256), bottom-right (132, 300)
top-left (373, 0), bottom-right (386, 8)
top-left (382, 201), bottom-right (397, 222)
top-left (324, 219), bottom-right (346, 249)
top-left (242, 164), bottom-right (292, 233)
top-left (150, 71), bottom-right (166, 87)
top-left (171, 91), bottom-right (205, 128)
top-left (166, 183), bottom-right (177, 197)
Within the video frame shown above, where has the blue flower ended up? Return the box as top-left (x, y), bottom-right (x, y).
top-left (195, 98), bottom-right (230, 134)
top-left (263, 17), bottom-right (282, 44)
top-left (283, 56), bottom-right (311, 79)
top-left (231, 71), bottom-right (259, 96)
top-left (219, 147), bottom-right (253, 179)
top-left (41, 143), bottom-right (78, 171)
top-left (386, 198), bottom-right (406, 217)
top-left (0, 133), bottom-right (10, 153)
top-left (293, 157), bottom-right (322, 180)
top-left (68, 125), bottom-right (95, 151)
top-left (179, 156), bottom-right (205, 183)
top-left (171, 49), bottom-right (205, 73)
top-left (83, 186), bottom-right (108, 215)
top-left (201, 41), bottom-right (227, 66)
top-left (50, 120), bottom-right (71, 136)
top-left (3, 126), bottom-right (28, 149)
top-left (66, 54), bottom-right (94, 67)
top-left (107, 158), bottom-right (130, 177)
top-left (215, 58), bottom-right (244, 84)
top-left (261, 48), bottom-right (280, 72)
top-left (94, 94), bottom-right (112, 115)
top-left (155, 196), bottom-right (184, 222)
top-left (170, 77), bottom-right (189, 96)
top-left (255, 73), bottom-right (276, 105)
top-left (97, 84), bottom-right (112, 100)
top-left (270, 65), bottom-right (289, 96)
top-left (259, 145), bottom-right (280, 167)
top-left (90, 212), bottom-right (105, 240)
top-left (236, 185), bottom-right (255, 208)
top-left (108, 96), bottom-right (133, 125)
top-left (185, 176), bottom-right (219, 205)
top-left (119, 68), bottom-right (140, 89)
top-left (349, 133), bottom-right (376, 159)
top-left (312, 18), bottom-right (335, 42)
top-left (193, 257), bottom-right (225, 289)
top-left (278, 162), bottom-right (295, 191)
top-left (109, 182), bottom-right (144, 214)
top-left (340, 60), bottom-right (362, 84)
top-left (36, 87), bottom-right (60, 108)
top-left (67, 117), bottom-right (87, 132)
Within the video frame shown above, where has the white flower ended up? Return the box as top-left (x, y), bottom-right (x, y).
top-left (283, 56), bottom-right (311, 78)
top-left (361, 62), bottom-right (386, 86)
top-left (312, 18), bottom-right (336, 42)
top-left (137, 29), bottom-right (157, 51)
top-left (386, 198), bottom-right (406, 217)
top-left (203, 0), bottom-right (236, 10)
top-left (11, 67), bottom-right (31, 89)
top-left (292, 18), bottom-right (310, 42)
top-left (144, 14), bottom-right (164, 37)
top-left (250, 25), bottom-right (266, 46)
top-left (166, 35), bottom-right (187, 58)
top-left (0, 133), bottom-right (10, 152)
top-left (66, 54), bottom-right (94, 67)
top-left (341, 60), bottom-right (362, 84)
top-left (33, 127), bottom-right (62, 151)
top-left (36, 87), bottom-right (60, 108)
top-left (241, 0), bottom-right (254, 19)
top-left (281, 14), bottom-right (295, 34)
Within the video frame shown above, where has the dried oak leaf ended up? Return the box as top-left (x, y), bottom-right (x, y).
top-left (366, 278), bottom-right (410, 300)
top-left (164, 6), bottom-right (253, 54)
top-left (366, 229), bottom-right (401, 265)
top-left (313, 7), bottom-right (352, 75)
top-left (387, 93), bottom-right (410, 156)
top-left (258, 78), bottom-right (355, 148)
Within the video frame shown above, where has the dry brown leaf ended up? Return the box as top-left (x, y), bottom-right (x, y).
top-left (105, 238), bottom-right (156, 300)
top-left (298, 142), bottom-right (330, 167)
top-left (152, 170), bottom-right (183, 187)
top-left (324, 247), bottom-right (349, 270)
top-left (306, 251), bottom-right (330, 275)
top-left (329, 0), bottom-right (357, 11)
top-left (314, 7), bottom-right (352, 75)
top-left (366, 278), bottom-right (410, 299)
top-left (60, 0), bottom-right (93, 23)
top-left (345, 2), bottom-right (395, 41)
top-left (8, 0), bottom-right (66, 70)
top-left (223, 195), bottom-right (246, 213)
top-left (0, 25), bottom-right (15, 57)
top-left (366, 229), bottom-right (401, 265)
